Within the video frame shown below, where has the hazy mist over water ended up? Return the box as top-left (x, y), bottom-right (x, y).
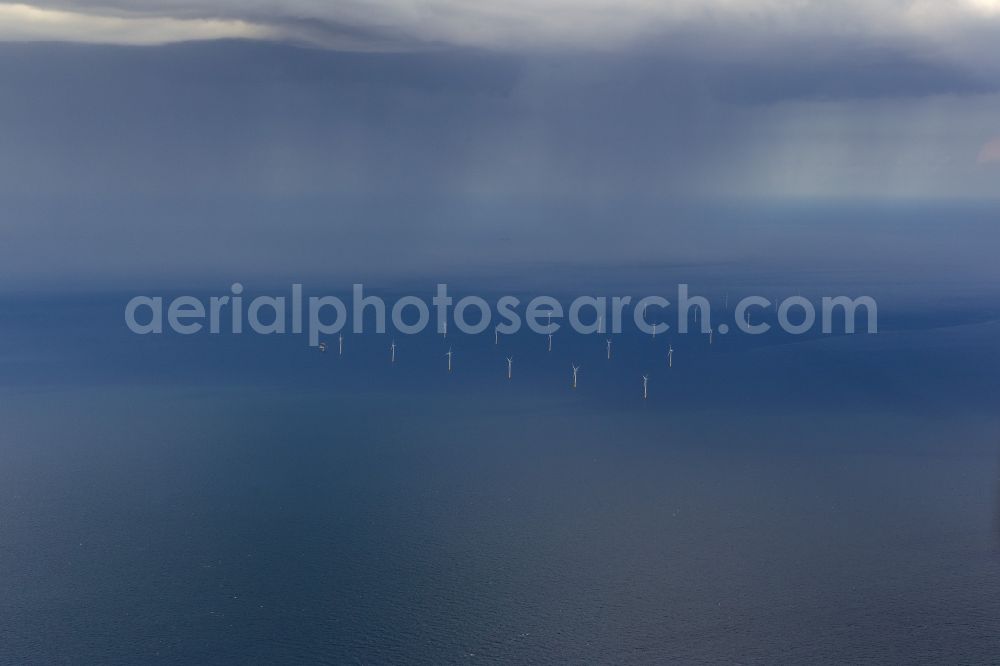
top-left (5, 198), bottom-right (1000, 297)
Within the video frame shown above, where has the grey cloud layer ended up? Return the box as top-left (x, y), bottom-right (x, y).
top-left (6, 1), bottom-right (1000, 60)
top-left (4, 2), bottom-right (1000, 101)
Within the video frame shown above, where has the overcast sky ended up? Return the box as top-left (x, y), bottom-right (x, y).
top-left (3, 1), bottom-right (1000, 57)
top-left (0, 1), bottom-right (998, 285)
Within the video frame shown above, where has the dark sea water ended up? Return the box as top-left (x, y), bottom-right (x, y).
top-left (1, 264), bottom-right (1000, 663)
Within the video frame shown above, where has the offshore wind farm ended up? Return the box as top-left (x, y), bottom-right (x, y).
top-left (288, 294), bottom-right (860, 408)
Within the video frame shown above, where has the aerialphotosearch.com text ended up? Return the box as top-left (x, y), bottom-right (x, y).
top-left (124, 284), bottom-right (878, 346)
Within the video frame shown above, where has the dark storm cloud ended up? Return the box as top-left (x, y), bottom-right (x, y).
top-left (0, 37), bottom-right (995, 202)
top-left (1, 4), bottom-right (999, 286)
top-left (0, 35), bottom-right (995, 222)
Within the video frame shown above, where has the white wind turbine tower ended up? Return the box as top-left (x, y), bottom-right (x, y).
top-left (651, 323), bottom-right (658, 339)
top-left (442, 320), bottom-right (447, 339)
top-left (548, 333), bottom-right (553, 352)
top-left (571, 364), bottom-right (580, 389)
top-left (709, 329), bottom-right (713, 345)
top-left (338, 333), bottom-right (343, 355)
top-left (390, 339), bottom-right (396, 363)
top-left (506, 356), bottom-right (513, 380)
top-left (445, 346), bottom-right (453, 372)
top-left (606, 338), bottom-right (612, 360)
top-left (668, 344), bottom-right (674, 368)
top-left (495, 326), bottom-right (499, 345)
top-left (642, 374), bottom-right (649, 400)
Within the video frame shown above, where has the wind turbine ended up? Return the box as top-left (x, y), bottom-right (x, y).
top-left (606, 338), bottom-right (612, 360)
top-left (548, 333), bottom-right (553, 352)
top-left (651, 323), bottom-right (658, 339)
top-left (442, 320), bottom-right (448, 339)
top-left (668, 344), bottom-right (673, 368)
top-left (495, 326), bottom-right (499, 345)
top-left (390, 339), bottom-right (396, 364)
top-left (709, 329), bottom-right (713, 345)
top-left (445, 346), bottom-right (453, 372)
top-left (506, 356), bottom-right (513, 380)
top-left (642, 374), bottom-right (649, 400)
top-left (338, 333), bottom-right (343, 355)
top-left (571, 364), bottom-right (580, 389)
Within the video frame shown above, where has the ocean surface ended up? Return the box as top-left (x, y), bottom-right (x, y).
top-left (1, 265), bottom-right (1000, 663)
